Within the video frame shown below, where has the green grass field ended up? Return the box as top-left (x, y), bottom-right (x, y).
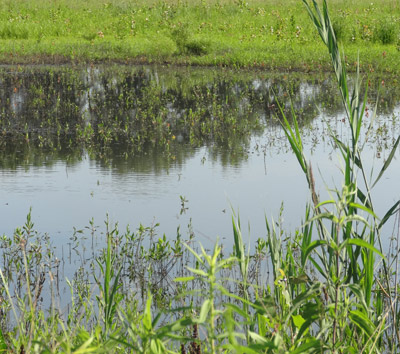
top-left (0, 0), bottom-right (399, 72)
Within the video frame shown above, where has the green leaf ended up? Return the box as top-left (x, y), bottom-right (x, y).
top-left (343, 238), bottom-right (384, 259)
top-left (292, 314), bottom-right (306, 329)
top-left (308, 212), bottom-right (339, 224)
top-left (349, 310), bottom-right (375, 337)
top-left (184, 243), bottom-right (204, 265)
top-left (289, 273), bottom-right (309, 285)
top-left (186, 267), bottom-right (208, 277)
top-left (277, 98), bottom-right (307, 174)
top-left (174, 276), bottom-right (196, 282)
top-left (143, 295), bottom-right (153, 331)
top-left (372, 134), bottom-right (400, 188)
top-left (229, 343), bottom-right (268, 353)
top-left (304, 240), bottom-right (328, 261)
top-left (224, 303), bottom-right (251, 319)
top-left (248, 331), bottom-right (270, 344)
top-left (156, 317), bottom-right (193, 339)
top-left (295, 302), bottom-right (322, 341)
top-left (251, 296), bottom-right (277, 317)
top-left (197, 299), bottom-right (211, 323)
top-left (290, 282), bottom-right (322, 318)
top-left (357, 188), bottom-right (372, 210)
top-left (342, 214), bottom-right (370, 227)
top-left (257, 313), bottom-right (268, 337)
top-left (348, 202), bottom-right (378, 219)
top-left (72, 337), bottom-right (97, 354)
top-left (379, 200), bottom-right (400, 230)
top-left (347, 283), bottom-right (369, 313)
top-left (315, 199), bottom-right (335, 208)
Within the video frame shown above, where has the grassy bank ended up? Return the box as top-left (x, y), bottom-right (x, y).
top-left (0, 0), bottom-right (400, 72)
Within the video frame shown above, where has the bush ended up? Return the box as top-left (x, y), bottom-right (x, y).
top-left (170, 24), bottom-right (210, 55)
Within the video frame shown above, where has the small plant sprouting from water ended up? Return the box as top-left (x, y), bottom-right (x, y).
top-left (95, 219), bottom-right (123, 337)
top-left (180, 195), bottom-right (189, 215)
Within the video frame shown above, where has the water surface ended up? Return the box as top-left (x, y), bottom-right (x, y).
top-left (0, 65), bottom-right (399, 253)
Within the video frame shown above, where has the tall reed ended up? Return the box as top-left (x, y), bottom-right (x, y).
top-left (274, 0), bottom-right (400, 351)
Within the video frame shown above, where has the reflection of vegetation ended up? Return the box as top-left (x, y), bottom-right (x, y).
top-left (91, 143), bottom-right (198, 175)
top-left (0, 143), bottom-right (83, 170)
top-left (0, 65), bottom-right (399, 170)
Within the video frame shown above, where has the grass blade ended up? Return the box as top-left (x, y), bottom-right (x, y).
top-left (378, 200), bottom-right (400, 230)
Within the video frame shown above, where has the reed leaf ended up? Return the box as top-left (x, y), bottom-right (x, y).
top-left (277, 98), bottom-right (307, 174)
top-left (372, 134), bottom-right (400, 188)
top-left (341, 239), bottom-right (384, 259)
top-left (232, 216), bottom-right (250, 291)
top-left (378, 200), bottom-right (400, 230)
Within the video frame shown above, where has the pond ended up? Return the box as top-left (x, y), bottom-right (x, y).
top-left (0, 64), bottom-right (399, 258)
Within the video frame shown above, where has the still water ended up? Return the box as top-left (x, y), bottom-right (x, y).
top-left (0, 65), bottom-right (399, 252)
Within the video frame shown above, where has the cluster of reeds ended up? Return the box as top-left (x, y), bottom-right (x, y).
top-left (0, 0), bottom-right (399, 353)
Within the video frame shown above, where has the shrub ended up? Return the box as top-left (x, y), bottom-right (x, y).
top-left (170, 24), bottom-right (210, 55)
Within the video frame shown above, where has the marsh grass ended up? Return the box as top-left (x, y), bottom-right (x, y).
top-left (0, 1), bottom-right (400, 353)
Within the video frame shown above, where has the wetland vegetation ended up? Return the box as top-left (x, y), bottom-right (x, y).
top-left (0, 0), bottom-right (400, 353)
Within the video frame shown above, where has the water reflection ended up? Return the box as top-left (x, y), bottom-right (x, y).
top-left (1, 65), bottom-right (398, 168)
